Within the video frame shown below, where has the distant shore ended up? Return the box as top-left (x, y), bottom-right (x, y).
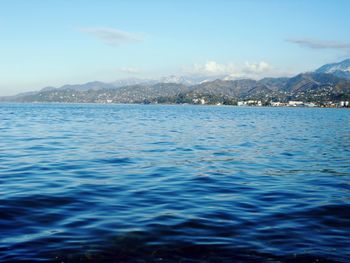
top-left (1, 101), bottom-right (349, 109)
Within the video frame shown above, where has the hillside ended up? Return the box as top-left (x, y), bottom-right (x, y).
top-left (1, 60), bottom-right (350, 105)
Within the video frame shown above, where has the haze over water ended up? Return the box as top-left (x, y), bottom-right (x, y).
top-left (1, 104), bottom-right (350, 262)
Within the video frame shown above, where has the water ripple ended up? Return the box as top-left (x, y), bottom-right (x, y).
top-left (0, 104), bottom-right (349, 262)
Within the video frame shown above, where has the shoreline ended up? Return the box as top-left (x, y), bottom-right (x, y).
top-left (0, 101), bottom-right (349, 109)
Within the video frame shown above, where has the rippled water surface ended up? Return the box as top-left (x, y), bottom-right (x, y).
top-left (1, 103), bottom-right (350, 262)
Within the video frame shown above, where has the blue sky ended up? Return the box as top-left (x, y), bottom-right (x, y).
top-left (1, 0), bottom-right (350, 95)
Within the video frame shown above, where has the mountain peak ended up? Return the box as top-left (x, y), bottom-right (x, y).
top-left (340, 58), bottom-right (350, 64)
top-left (316, 59), bottom-right (350, 79)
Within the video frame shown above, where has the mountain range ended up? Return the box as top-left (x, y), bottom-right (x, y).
top-left (1, 59), bottom-right (350, 105)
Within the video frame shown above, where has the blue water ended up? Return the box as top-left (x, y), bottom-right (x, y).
top-left (0, 103), bottom-right (349, 263)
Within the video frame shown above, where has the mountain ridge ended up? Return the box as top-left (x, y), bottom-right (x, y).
top-left (1, 59), bottom-right (350, 105)
top-left (315, 59), bottom-right (350, 79)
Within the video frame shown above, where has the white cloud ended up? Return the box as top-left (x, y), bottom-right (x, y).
top-left (243, 61), bottom-right (271, 74)
top-left (194, 61), bottom-right (235, 75)
top-left (184, 61), bottom-right (283, 79)
top-left (287, 38), bottom-right (350, 53)
top-left (188, 61), bottom-right (234, 76)
top-left (78, 27), bottom-right (143, 46)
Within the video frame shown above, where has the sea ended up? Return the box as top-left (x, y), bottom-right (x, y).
top-left (0, 103), bottom-right (349, 263)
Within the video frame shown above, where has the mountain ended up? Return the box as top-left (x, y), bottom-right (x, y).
top-left (2, 73), bottom-right (349, 104)
top-left (38, 79), bottom-right (157, 92)
top-left (56, 81), bottom-right (117, 91)
top-left (1, 60), bottom-right (350, 105)
top-left (109, 83), bottom-right (191, 103)
top-left (189, 79), bottom-right (269, 98)
top-left (111, 78), bottom-right (157, 87)
top-left (159, 75), bottom-right (219, 85)
top-left (283, 72), bottom-right (346, 92)
top-left (34, 76), bottom-right (214, 93)
top-left (315, 59), bottom-right (350, 80)
top-left (4, 83), bottom-right (190, 103)
top-left (259, 77), bottom-right (289, 91)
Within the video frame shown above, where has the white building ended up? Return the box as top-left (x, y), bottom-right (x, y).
top-left (339, 101), bottom-right (350, 107)
top-left (288, 101), bottom-right (304, 106)
top-left (304, 102), bottom-right (316, 107)
top-left (271, 102), bottom-right (283, 107)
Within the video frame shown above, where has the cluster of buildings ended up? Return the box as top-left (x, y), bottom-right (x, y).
top-left (270, 101), bottom-right (316, 107)
top-left (319, 101), bottom-right (350, 108)
top-left (339, 101), bottom-right (350, 107)
top-left (192, 98), bottom-right (207, 105)
top-left (237, 100), bottom-right (263, 107)
top-left (237, 100), bottom-right (350, 108)
top-left (179, 96), bottom-right (350, 108)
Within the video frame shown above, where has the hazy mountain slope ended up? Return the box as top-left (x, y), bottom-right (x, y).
top-left (283, 73), bottom-right (346, 92)
top-left (259, 77), bottom-right (289, 91)
top-left (9, 83), bottom-right (190, 103)
top-left (189, 79), bottom-right (264, 97)
top-left (315, 59), bottom-right (350, 80)
top-left (57, 81), bottom-right (117, 91)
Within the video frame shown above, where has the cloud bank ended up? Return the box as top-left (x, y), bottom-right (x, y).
top-left (184, 61), bottom-right (284, 79)
top-left (287, 38), bottom-right (350, 53)
top-left (78, 27), bottom-right (143, 46)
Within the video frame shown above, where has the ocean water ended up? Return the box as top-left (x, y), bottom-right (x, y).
top-left (0, 103), bottom-right (349, 263)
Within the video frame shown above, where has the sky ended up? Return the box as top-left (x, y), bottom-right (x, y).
top-left (1, 0), bottom-right (350, 96)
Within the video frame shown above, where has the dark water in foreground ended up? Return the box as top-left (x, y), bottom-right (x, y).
top-left (1, 104), bottom-right (350, 263)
